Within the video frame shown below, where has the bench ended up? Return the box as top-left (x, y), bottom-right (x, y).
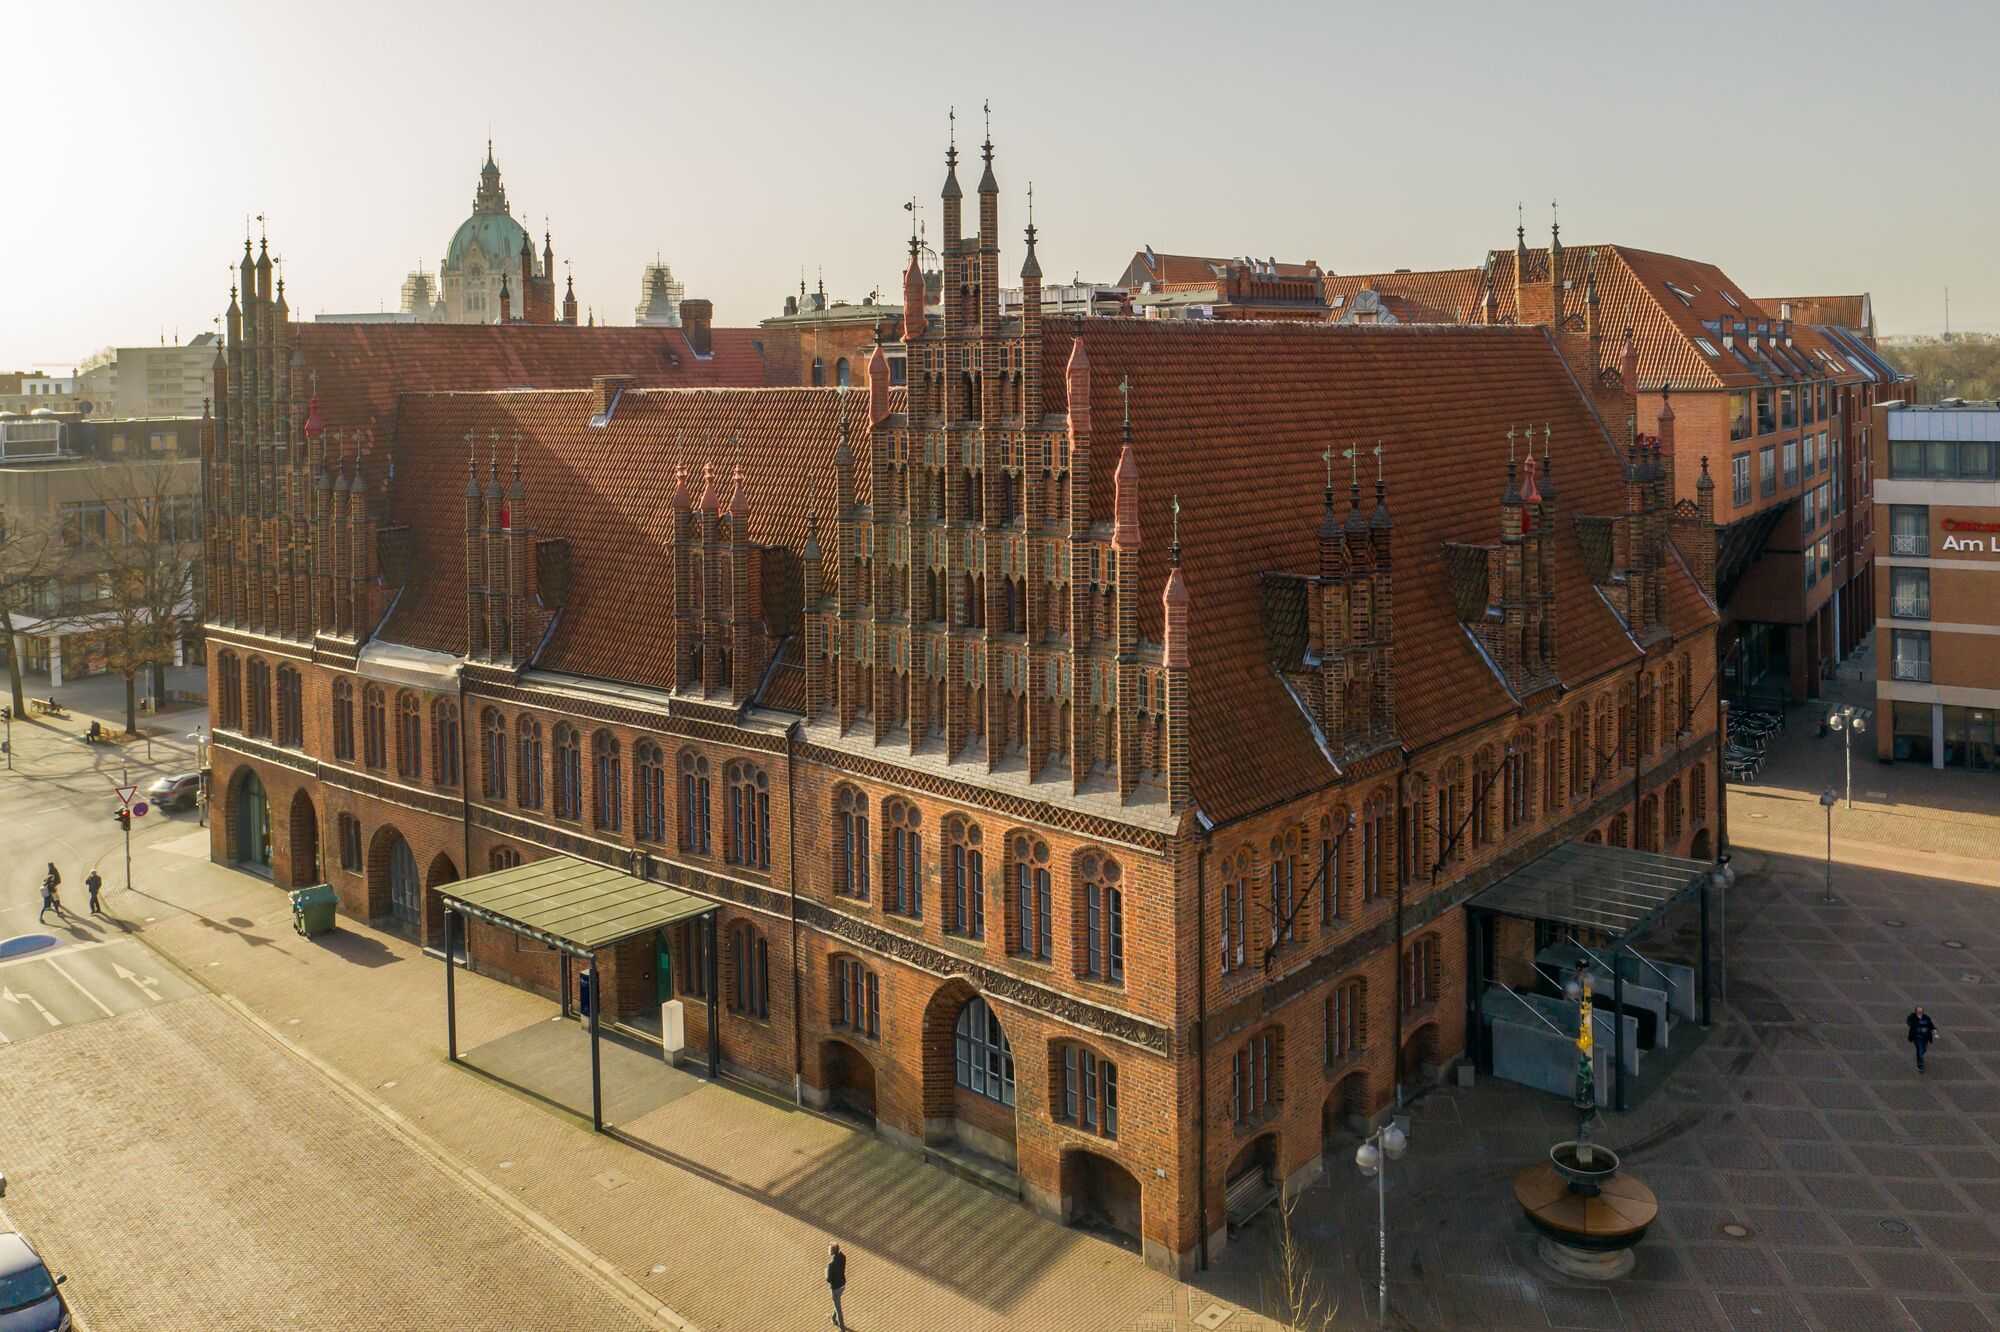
top-left (1224, 1165), bottom-right (1278, 1231)
top-left (28, 698), bottom-right (66, 718)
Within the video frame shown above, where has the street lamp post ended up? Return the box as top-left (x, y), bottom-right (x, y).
top-left (1354, 1118), bottom-right (1410, 1327)
top-left (1818, 788), bottom-right (1837, 904)
top-left (1825, 705), bottom-right (1871, 809)
top-left (188, 727), bottom-right (209, 828)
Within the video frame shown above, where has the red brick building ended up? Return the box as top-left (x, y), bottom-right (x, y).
top-left (203, 137), bottom-right (1720, 1275)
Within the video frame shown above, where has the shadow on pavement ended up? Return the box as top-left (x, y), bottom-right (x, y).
top-left (310, 929), bottom-right (400, 969)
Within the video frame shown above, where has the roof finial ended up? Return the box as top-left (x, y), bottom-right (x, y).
top-left (1170, 494), bottom-right (1182, 565)
top-left (905, 196), bottom-right (920, 249)
top-left (1516, 201), bottom-right (1524, 245)
top-left (1551, 198), bottom-right (1560, 242)
top-left (948, 104), bottom-right (955, 150)
top-left (1342, 444), bottom-right (1359, 488)
top-left (983, 98), bottom-right (991, 145)
top-left (1373, 441), bottom-right (1386, 481)
top-left (1542, 422), bottom-right (1553, 458)
top-left (1027, 180), bottom-right (1034, 225)
top-left (1118, 375), bottom-right (1131, 437)
top-left (1506, 424), bottom-right (1517, 463)
top-left (1321, 444), bottom-right (1334, 493)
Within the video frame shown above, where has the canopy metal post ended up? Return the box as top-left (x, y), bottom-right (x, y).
top-left (1698, 871), bottom-right (1713, 1028)
top-left (560, 952), bottom-right (572, 1019)
top-left (1468, 910), bottom-right (1489, 1074)
top-left (588, 953), bottom-right (603, 1133)
top-left (1612, 949), bottom-right (1628, 1113)
top-left (704, 910), bottom-right (720, 1080)
top-left (444, 908), bottom-right (458, 1062)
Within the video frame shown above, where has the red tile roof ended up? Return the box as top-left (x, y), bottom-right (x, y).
top-left (379, 387), bottom-right (885, 690)
top-left (1044, 316), bottom-right (1714, 824)
top-left (294, 322), bottom-right (772, 442)
top-left (1755, 295), bottom-right (1870, 334)
top-left (1322, 269), bottom-right (1482, 325)
top-left (1117, 250), bottom-right (1321, 289)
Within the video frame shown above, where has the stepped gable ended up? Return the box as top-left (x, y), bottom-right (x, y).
top-left (1041, 316), bottom-right (1714, 823)
top-left (380, 386), bottom-right (886, 690)
top-left (294, 321), bottom-right (772, 441)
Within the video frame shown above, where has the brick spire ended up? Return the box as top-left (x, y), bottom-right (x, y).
top-left (1111, 378), bottom-right (1140, 552)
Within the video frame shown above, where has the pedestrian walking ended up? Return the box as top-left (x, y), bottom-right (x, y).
top-left (38, 876), bottom-right (62, 924)
top-left (825, 1242), bottom-right (847, 1331)
top-left (1908, 1006), bottom-right (1939, 1073)
top-left (85, 869), bottom-right (103, 916)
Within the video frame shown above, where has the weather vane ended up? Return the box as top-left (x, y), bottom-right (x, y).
top-left (1342, 445), bottom-right (1359, 486)
top-left (1373, 441), bottom-right (1386, 480)
top-left (1321, 444), bottom-right (1334, 490)
top-left (1118, 375), bottom-right (1131, 429)
top-left (1171, 494), bottom-right (1181, 548)
top-left (1506, 424), bottom-right (1517, 462)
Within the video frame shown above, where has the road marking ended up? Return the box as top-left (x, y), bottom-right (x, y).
top-left (113, 962), bottom-right (163, 1002)
top-left (2, 985), bottom-right (59, 1026)
top-left (47, 959), bottom-right (116, 1017)
top-left (0, 939), bottom-right (111, 972)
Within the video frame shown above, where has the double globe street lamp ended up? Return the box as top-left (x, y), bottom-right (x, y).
top-left (1354, 1118), bottom-right (1410, 1327)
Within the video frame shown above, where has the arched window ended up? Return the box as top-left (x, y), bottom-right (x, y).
top-left (1471, 749), bottom-right (1494, 846)
top-left (592, 730), bottom-right (622, 831)
top-left (1437, 761), bottom-right (1464, 865)
top-left (810, 357), bottom-right (824, 386)
top-left (954, 996), bottom-right (1014, 1106)
top-left (1055, 1043), bottom-right (1118, 1137)
top-left (1321, 811), bottom-right (1350, 923)
top-left (1678, 652), bottom-right (1693, 737)
top-left (834, 787), bottom-right (869, 899)
top-left (1363, 791), bottom-right (1389, 902)
top-left (553, 724), bottom-right (582, 819)
top-left (515, 716), bottom-right (544, 809)
top-left (1267, 830), bottom-right (1298, 947)
top-left (835, 357), bottom-right (851, 388)
top-left (337, 813), bottom-right (362, 871)
top-left (1076, 850), bottom-right (1124, 983)
top-left (728, 922), bottom-right (769, 1018)
top-left (1326, 977), bottom-right (1366, 1065)
top-left (1402, 933), bottom-right (1440, 1011)
top-left (1570, 704), bottom-right (1590, 798)
top-left (1008, 833), bottom-right (1051, 961)
top-left (276, 666), bottom-right (303, 747)
top-left (1602, 697), bottom-right (1621, 777)
top-left (1232, 1027), bottom-right (1281, 1125)
top-left (831, 955), bottom-right (878, 1037)
top-left (1542, 719), bottom-right (1563, 812)
top-left (395, 691), bottom-right (422, 780)
top-left (1692, 764), bottom-right (1708, 823)
top-left (635, 741), bottom-right (667, 842)
top-left (679, 751), bottom-right (711, 852)
top-left (246, 658), bottom-right (272, 738)
top-left (1503, 741), bottom-right (1528, 834)
top-left (726, 761), bottom-right (770, 868)
top-left (489, 845), bottom-right (522, 873)
top-left (331, 678), bottom-right (355, 762)
top-left (363, 685), bottom-right (387, 769)
top-left (432, 700), bottom-right (461, 787)
top-left (1666, 778), bottom-right (1684, 842)
top-left (883, 799), bottom-right (922, 918)
top-left (1220, 848), bottom-right (1250, 973)
top-left (216, 651), bottom-right (242, 729)
top-left (946, 817), bottom-right (984, 939)
top-left (480, 709), bottom-right (507, 800)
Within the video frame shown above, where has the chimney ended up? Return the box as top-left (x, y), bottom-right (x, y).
top-left (591, 374), bottom-right (633, 420)
top-left (680, 299), bottom-right (713, 356)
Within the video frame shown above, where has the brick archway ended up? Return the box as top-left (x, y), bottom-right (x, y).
top-left (226, 766), bottom-right (271, 872)
top-left (286, 788), bottom-right (320, 888)
top-left (1060, 1148), bottom-right (1142, 1249)
top-left (1323, 1069), bottom-right (1370, 1146)
top-left (424, 852), bottom-right (459, 949)
top-left (819, 1038), bottom-right (877, 1124)
top-left (919, 978), bottom-right (1018, 1164)
top-left (365, 824), bottom-right (415, 926)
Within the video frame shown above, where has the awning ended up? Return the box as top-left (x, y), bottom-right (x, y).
top-left (439, 854), bottom-right (714, 959)
top-left (1466, 840), bottom-right (1710, 944)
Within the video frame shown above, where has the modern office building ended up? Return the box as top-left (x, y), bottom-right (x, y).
top-left (1874, 400), bottom-right (2000, 771)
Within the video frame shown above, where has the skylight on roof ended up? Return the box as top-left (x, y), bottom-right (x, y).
top-left (1694, 337), bottom-right (1720, 356)
top-left (1663, 282), bottom-right (1695, 307)
top-left (1720, 290), bottom-right (1741, 310)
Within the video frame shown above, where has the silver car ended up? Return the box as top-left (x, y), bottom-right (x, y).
top-left (0, 1232), bottom-right (69, 1331)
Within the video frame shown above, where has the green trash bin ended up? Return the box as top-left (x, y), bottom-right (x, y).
top-left (290, 884), bottom-right (338, 938)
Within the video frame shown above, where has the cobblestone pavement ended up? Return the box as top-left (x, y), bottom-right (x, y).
top-left (0, 992), bottom-right (658, 1330)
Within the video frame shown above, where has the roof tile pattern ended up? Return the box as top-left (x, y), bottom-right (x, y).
top-left (1043, 317), bottom-right (1713, 822)
top-left (380, 387), bottom-right (885, 689)
top-left (1323, 268), bottom-right (1482, 325)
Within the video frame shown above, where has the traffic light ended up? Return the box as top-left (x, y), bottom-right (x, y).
top-left (113, 809), bottom-right (130, 830)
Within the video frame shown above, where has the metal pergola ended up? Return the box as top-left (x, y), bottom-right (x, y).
top-left (438, 855), bottom-right (718, 1131)
top-left (1467, 841), bottom-right (1715, 1111)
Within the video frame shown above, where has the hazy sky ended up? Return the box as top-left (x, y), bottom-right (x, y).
top-left (9, 0), bottom-right (1995, 373)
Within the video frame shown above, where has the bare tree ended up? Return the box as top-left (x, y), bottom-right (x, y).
top-left (1269, 1183), bottom-right (1343, 1332)
top-left (44, 459), bottom-right (202, 734)
top-left (0, 500), bottom-right (57, 718)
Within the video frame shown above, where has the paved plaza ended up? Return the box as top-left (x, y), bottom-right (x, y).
top-left (4, 637), bottom-right (2000, 1329)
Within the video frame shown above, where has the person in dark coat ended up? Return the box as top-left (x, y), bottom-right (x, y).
top-left (39, 864), bottom-right (63, 922)
top-left (825, 1242), bottom-right (847, 1330)
top-left (1908, 1006), bottom-right (1939, 1072)
top-left (85, 869), bottom-right (103, 916)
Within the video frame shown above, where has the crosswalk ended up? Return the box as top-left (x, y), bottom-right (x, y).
top-left (0, 939), bottom-right (195, 1043)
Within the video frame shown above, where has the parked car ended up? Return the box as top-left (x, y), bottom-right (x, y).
top-left (0, 1232), bottom-right (68, 1331)
top-left (145, 772), bottom-right (201, 812)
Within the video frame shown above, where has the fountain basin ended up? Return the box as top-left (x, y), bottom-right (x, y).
top-left (1514, 1146), bottom-right (1657, 1280)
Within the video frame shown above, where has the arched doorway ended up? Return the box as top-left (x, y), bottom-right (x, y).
top-left (920, 981), bottom-right (1018, 1167)
top-left (1061, 1149), bottom-right (1142, 1250)
top-left (1323, 1070), bottom-right (1369, 1149)
top-left (425, 853), bottom-right (459, 950)
top-left (1691, 828), bottom-right (1713, 861)
top-left (1401, 1021), bottom-right (1441, 1086)
top-left (369, 828), bottom-right (420, 933)
top-left (229, 768), bottom-right (271, 871)
top-left (286, 790), bottom-right (320, 887)
top-left (821, 1039), bottom-right (877, 1125)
